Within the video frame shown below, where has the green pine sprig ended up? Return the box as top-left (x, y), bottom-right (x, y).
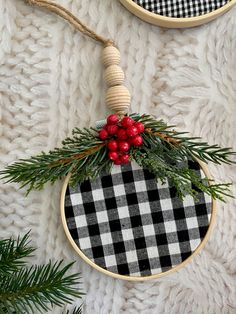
top-left (0, 233), bottom-right (83, 314)
top-left (0, 231), bottom-right (35, 276)
top-left (0, 127), bottom-right (112, 194)
top-left (0, 113), bottom-right (235, 201)
top-left (0, 262), bottom-right (81, 314)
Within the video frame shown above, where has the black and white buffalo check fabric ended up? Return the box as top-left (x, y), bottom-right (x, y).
top-left (134, 0), bottom-right (230, 18)
top-left (65, 160), bottom-right (212, 277)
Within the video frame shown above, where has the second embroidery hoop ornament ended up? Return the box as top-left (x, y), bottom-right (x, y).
top-left (120, 0), bottom-right (236, 28)
top-left (2, 0), bottom-right (235, 281)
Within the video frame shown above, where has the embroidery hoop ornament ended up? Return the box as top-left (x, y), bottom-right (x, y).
top-left (3, 0), bottom-right (234, 282)
top-left (61, 162), bottom-right (217, 281)
top-left (120, 0), bottom-right (236, 28)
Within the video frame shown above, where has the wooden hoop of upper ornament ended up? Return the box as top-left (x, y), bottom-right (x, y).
top-left (119, 0), bottom-right (236, 28)
top-left (61, 160), bottom-right (216, 281)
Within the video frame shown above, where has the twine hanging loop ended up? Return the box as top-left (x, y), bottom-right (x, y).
top-left (25, 0), bottom-right (130, 114)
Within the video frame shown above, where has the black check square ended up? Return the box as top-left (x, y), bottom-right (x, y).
top-left (65, 161), bottom-right (212, 277)
top-left (134, 0), bottom-right (230, 18)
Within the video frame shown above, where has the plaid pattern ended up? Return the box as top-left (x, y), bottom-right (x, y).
top-left (65, 160), bottom-right (212, 277)
top-left (134, 0), bottom-right (230, 18)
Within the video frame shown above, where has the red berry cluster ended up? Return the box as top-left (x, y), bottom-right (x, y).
top-left (98, 114), bottom-right (144, 165)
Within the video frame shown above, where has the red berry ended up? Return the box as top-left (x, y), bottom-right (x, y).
top-left (107, 124), bottom-right (118, 135)
top-left (107, 140), bottom-right (118, 151)
top-left (118, 141), bottom-right (130, 152)
top-left (120, 154), bottom-right (130, 164)
top-left (127, 138), bottom-right (133, 145)
top-left (132, 135), bottom-right (143, 146)
top-left (135, 122), bottom-right (145, 134)
top-left (121, 116), bottom-right (134, 128)
top-left (114, 158), bottom-right (122, 165)
top-left (108, 151), bottom-right (119, 161)
top-left (98, 129), bottom-right (108, 140)
top-left (107, 114), bottom-right (119, 125)
top-left (117, 128), bottom-right (128, 140)
top-left (126, 126), bottom-right (138, 138)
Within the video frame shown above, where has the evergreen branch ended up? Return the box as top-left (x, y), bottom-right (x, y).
top-left (0, 231), bottom-right (35, 276)
top-left (132, 113), bottom-right (236, 164)
top-left (0, 127), bottom-right (109, 194)
top-left (0, 113), bottom-right (234, 201)
top-left (0, 261), bottom-right (82, 314)
top-left (131, 148), bottom-right (233, 202)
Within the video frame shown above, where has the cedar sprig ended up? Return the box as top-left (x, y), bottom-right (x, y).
top-left (131, 148), bottom-right (232, 202)
top-left (131, 113), bottom-right (236, 164)
top-left (0, 114), bottom-right (235, 200)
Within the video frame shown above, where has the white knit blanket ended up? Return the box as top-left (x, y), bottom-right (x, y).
top-left (1, 1), bottom-right (236, 313)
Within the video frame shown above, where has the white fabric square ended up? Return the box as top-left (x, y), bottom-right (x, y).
top-left (122, 228), bottom-right (134, 242)
top-left (96, 210), bottom-right (109, 224)
top-left (100, 232), bottom-right (113, 245)
top-left (70, 193), bottom-right (83, 205)
top-left (134, 180), bottom-right (148, 193)
top-left (164, 220), bottom-right (177, 233)
top-left (113, 184), bottom-right (126, 197)
top-left (75, 215), bottom-right (87, 227)
top-left (126, 250), bottom-right (139, 263)
top-left (186, 217), bottom-right (199, 230)
top-left (92, 188), bottom-right (104, 201)
top-left (104, 255), bottom-right (117, 267)
top-left (139, 202), bottom-right (151, 214)
top-left (131, 161), bottom-right (142, 171)
top-left (147, 246), bottom-right (159, 259)
top-left (111, 164), bottom-right (122, 174)
top-left (118, 206), bottom-right (130, 219)
top-left (189, 238), bottom-right (201, 251)
top-left (168, 243), bottom-right (181, 255)
top-left (79, 237), bottom-right (91, 250)
top-left (183, 194), bottom-right (195, 208)
top-left (143, 224), bottom-right (155, 237)
top-left (160, 198), bottom-right (173, 211)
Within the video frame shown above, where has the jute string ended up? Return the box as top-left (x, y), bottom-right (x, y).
top-left (25, 0), bottom-right (114, 46)
top-left (25, 0), bottom-right (132, 116)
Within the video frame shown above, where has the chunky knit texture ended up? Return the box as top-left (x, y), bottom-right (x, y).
top-left (0, 1), bottom-right (236, 313)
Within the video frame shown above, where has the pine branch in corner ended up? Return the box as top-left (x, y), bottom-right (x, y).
top-left (0, 233), bottom-right (83, 314)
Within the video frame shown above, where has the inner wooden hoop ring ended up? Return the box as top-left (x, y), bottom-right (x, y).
top-left (119, 0), bottom-right (236, 28)
top-left (61, 160), bottom-right (217, 281)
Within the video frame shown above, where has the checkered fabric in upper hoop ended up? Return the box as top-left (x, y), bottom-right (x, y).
top-left (64, 160), bottom-right (212, 277)
top-left (134, 0), bottom-right (231, 18)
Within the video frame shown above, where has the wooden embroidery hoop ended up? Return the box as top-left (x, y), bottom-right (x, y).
top-left (60, 161), bottom-right (217, 281)
top-left (119, 0), bottom-right (236, 28)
